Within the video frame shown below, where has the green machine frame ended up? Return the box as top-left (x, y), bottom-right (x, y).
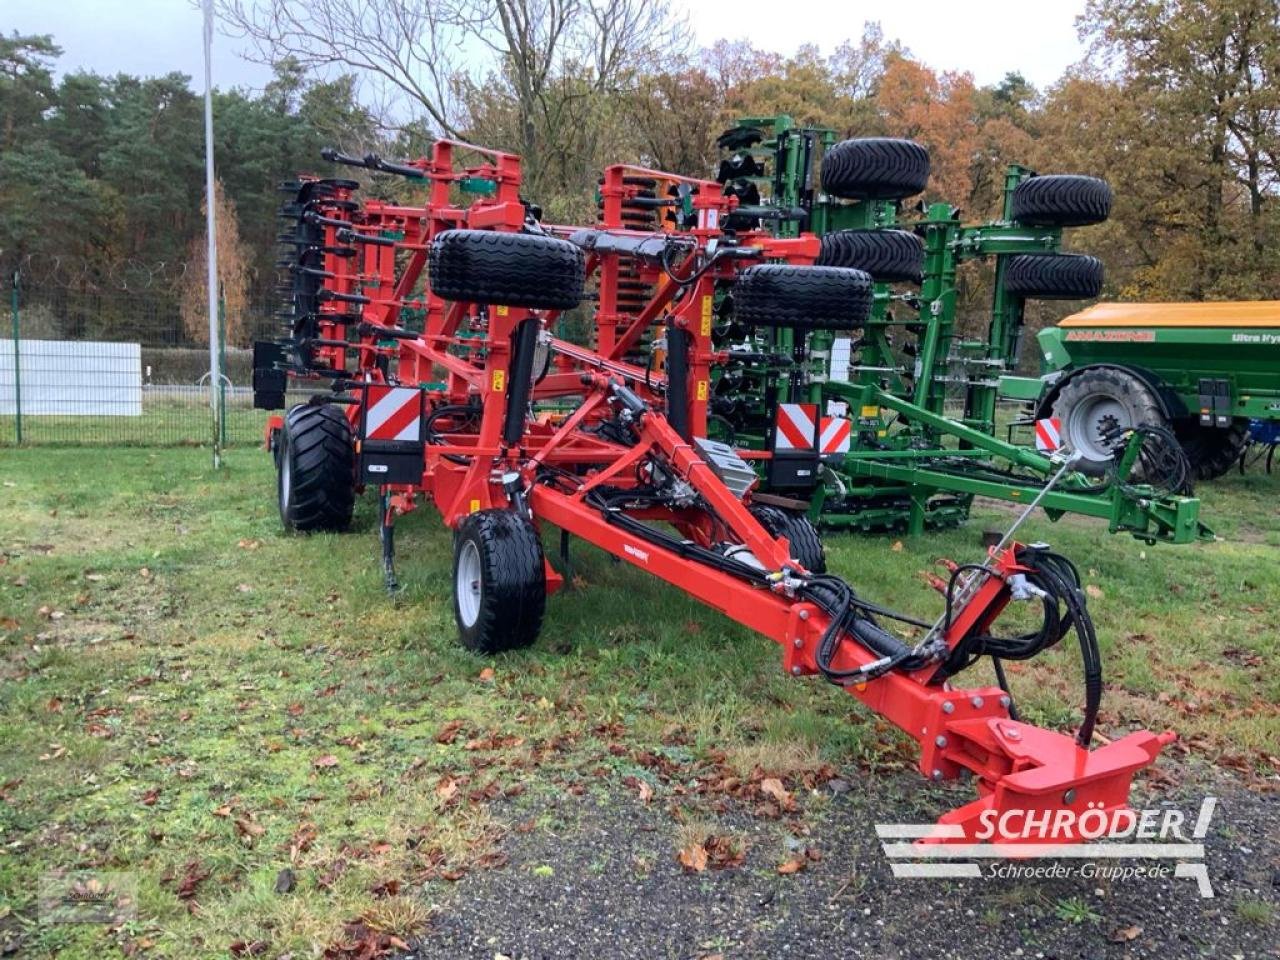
top-left (712, 116), bottom-right (1209, 545)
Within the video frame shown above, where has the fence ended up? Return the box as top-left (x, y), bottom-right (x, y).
top-left (1, 263), bottom-right (282, 447)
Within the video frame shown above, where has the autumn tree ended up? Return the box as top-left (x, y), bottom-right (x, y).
top-left (181, 180), bottom-right (252, 347)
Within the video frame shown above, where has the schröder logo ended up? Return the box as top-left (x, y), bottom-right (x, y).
top-left (877, 797), bottom-right (1217, 897)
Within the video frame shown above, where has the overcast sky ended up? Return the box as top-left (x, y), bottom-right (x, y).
top-left (9, 0), bottom-right (1089, 95)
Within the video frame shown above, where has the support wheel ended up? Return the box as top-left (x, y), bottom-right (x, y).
top-left (453, 509), bottom-right (547, 654)
top-left (816, 229), bottom-right (924, 283)
top-left (1010, 174), bottom-right (1113, 227)
top-left (733, 264), bottom-right (873, 331)
top-left (750, 505), bottom-right (826, 574)
top-left (1050, 368), bottom-right (1165, 476)
top-left (1176, 419), bottom-right (1251, 481)
top-left (820, 138), bottom-right (930, 201)
top-left (279, 404), bottom-right (355, 532)
top-left (429, 229), bottom-right (585, 310)
top-left (1003, 254), bottom-right (1103, 300)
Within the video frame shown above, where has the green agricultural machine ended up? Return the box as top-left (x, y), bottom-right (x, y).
top-left (1001, 301), bottom-right (1280, 480)
top-left (709, 116), bottom-right (1209, 544)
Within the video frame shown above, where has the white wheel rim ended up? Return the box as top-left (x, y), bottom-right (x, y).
top-left (1066, 394), bottom-right (1130, 462)
top-left (279, 449), bottom-right (292, 514)
top-left (456, 540), bottom-right (483, 628)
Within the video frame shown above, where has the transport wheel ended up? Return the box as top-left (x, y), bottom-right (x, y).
top-left (733, 264), bottom-right (874, 331)
top-left (750, 505), bottom-right (827, 574)
top-left (1175, 419), bottom-right (1251, 481)
top-left (1051, 368), bottom-right (1165, 476)
top-left (820, 138), bottom-right (930, 200)
top-left (1010, 174), bottom-right (1112, 227)
top-left (278, 403), bottom-right (356, 533)
top-left (816, 229), bottom-right (924, 283)
top-left (452, 509), bottom-right (547, 654)
top-left (1003, 253), bottom-right (1103, 300)
top-left (429, 229), bottom-right (585, 310)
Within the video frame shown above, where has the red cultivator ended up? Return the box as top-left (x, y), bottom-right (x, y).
top-left (255, 140), bottom-right (1174, 843)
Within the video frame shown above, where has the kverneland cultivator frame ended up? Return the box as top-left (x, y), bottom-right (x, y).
top-left (255, 140), bottom-right (1174, 843)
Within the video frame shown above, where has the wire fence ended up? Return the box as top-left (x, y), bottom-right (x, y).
top-left (1, 263), bottom-right (283, 447)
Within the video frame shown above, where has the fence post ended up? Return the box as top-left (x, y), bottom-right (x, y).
top-left (9, 271), bottom-right (20, 445)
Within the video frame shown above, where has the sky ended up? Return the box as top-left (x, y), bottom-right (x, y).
top-left (8, 0), bottom-right (1089, 95)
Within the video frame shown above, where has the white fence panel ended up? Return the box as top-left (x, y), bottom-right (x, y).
top-left (0, 340), bottom-right (142, 416)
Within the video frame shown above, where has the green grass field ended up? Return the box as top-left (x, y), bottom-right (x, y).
top-left (0, 447), bottom-right (1276, 957)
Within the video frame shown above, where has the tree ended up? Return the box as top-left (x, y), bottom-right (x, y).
top-left (181, 180), bottom-right (252, 346)
top-left (0, 32), bottom-right (61, 151)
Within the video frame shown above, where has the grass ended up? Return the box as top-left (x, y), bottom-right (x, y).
top-left (0, 446), bottom-right (1276, 957)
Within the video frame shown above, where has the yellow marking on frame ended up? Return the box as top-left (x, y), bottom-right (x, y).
top-left (495, 305), bottom-right (509, 317)
top-left (700, 296), bottom-right (713, 336)
top-left (469, 499), bottom-right (481, 513)
top-left (860, 405), bottom-right (879, 418)
top-left (696, 380), bottom-right (708, 401)
top-left (492, 369), bottom-right (506, 392)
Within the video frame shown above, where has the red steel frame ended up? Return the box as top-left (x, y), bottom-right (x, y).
top-left (271, 141), bottom-right (1175, 843)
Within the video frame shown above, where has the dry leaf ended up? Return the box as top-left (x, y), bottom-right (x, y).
top-left (1085, 584), bottom-right (1104, 599)
top-left (677, 843), bottom-right (708, 873)
top-left (435, 777), bottom-right (459, 803)
top-left (1109, 924), bottom-right (1142, 943)
top-left (891, 540), bottom-right (904, 552)
top-left (313, 754), bottom-right (339, 769)
top-left (434, 720), bottom-right (464, 744)
top-left (777, 857), bottom-right (806, 875)
top-left (636, 780), bottom-right (653, 803)
top-left (212, 804), bottom-right (232, 818)
top-left (235, 817), bottom-right (265, 838)
top-left (478, 667), bottom-right (496, 683)
top-left (759, 777), bottom-right (794, 810)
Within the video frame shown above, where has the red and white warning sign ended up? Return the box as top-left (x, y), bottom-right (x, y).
top-left (774, 403), bottom-right (819, 450)
top-left (819, 416), bottom-right (851, 454)
top-left (1034, 416), bottom-right (1062, 453)
top-left (363, 386), bottom-right (423, 442)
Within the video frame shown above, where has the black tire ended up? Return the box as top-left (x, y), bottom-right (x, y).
top-left (1010, 175), bottom-right (1112, 227)
top-left (821, 138), bottom-right (930, 201)
top-left (733, 265), bottom-right (873, 331)
top-left (452, 510), bottom-right (547, 654)
top-left (278, 404), bottom-right (356, 532)
top-left (750, 505), bottom-right (826, 574)
top-left (1051, 368), bottom-right (1165, 476)
top-left (429, 229), bottom-right (584, 310)
top-left (816, 229), bottom-right (924, 283)
top-left (1003, 254), bottom-right (1103, 300)
top-left (1175, 419), bottom-right (1251, 481)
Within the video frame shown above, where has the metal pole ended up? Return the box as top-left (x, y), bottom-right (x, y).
top-left (218, 292), bottom-right (227, 446)
top-left (202, 0), bottom-right (221, 468)
top-left (10, 271), bottom-right (20, 445)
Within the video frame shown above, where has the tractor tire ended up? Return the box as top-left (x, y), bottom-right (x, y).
top-left (821, 138), bottom-right (930, 201)
top-left (1003, 253), bottom-right (1103, 300)
top-left (452, 509), bottom-right (547, 654)
top-left (1175, 419), bottom-right (1251, 481)
top-left (816, 229), bottom-right (924, 283)
top-left (1009, 175), bottom-right (1112, 227)
top-left (278, 403), bottom-right (356, 533)
top-left (429, 229), bottom-right (585, 310)
top-left (1050, 368), bottom-right (1165, 476)
top-left (750, 505), bottom-right (826, 574)
top-left (733, 264), bottom-right (874, 331)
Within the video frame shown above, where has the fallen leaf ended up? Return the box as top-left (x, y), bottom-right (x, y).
top-left (777, 857), bottom-right (806, 875)
top-left (1085, 584), bottom-right (1104, 599)
top-left (313, 754), bottom-right (340, 769)
top-left (435, 777), bottom-right (459, 803)
top-left (286, 702), bottom-right (304, 717)
top-left (759, 777), bottom-right (794, 810)
top-left (212, 804), bottom-right (232, 818)
top-left (140, 788), bottom-right (161, 806)
top-left (636, 780), bottom-right (653, 803)
top-left (891, 540), bottom-right (904, 552)
top-left (677, 843), bottom-right (708, 873)
top-left (434, 719), bottom-right (464, 744)
top-left (234, 817), bottom-right (265, 838)
top-left (478, 667), bottom-right (495, 683)
top-left (1108, 924), bottom-right (1142, 943)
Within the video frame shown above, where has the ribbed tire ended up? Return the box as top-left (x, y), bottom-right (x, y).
top-left (429, 229), bottom-right (585, 310)
top-left (733, 265), bottom-right (874, 331)
top-left (1051, 368), bottom-right (1165, 476)
top-left (750, 505), bottom-right (826, 574)
top-left (1003, 254), bottom-right (1103, 300)
top-left (816, 229), bottom-right (924, 283)
top-left (452, 510), bottom-right (546, 654)
top-left (1010, 175), bottom-right (1113, 227)
top-left (1175, 420), bottom-right (1251, 481)
top-left (279, 404), bottom-right (356, 533)
top-left (821, 138), bottom-right (930, 201)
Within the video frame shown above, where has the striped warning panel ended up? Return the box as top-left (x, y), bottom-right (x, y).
top-left (1034, 416), bottom-right (1062, 453)
top-left (819, 416), bottom-right (851, 454)
top-left (774, 403), bottom-right (818, 450)
top-left (363, 386), bottom-right (423, 442)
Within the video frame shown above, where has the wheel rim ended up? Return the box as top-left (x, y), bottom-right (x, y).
top-left (1065, 393), bottom-right (1129, 463)
top-left (279, 446), bottom-right (292, 515)
top-left (456, 540), bottom-right (483, 629)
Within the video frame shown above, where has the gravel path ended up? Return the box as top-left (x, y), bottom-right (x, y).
top-left (416, 772), bottom-right (1278, 960)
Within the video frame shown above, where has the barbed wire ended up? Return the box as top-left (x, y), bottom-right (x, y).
top-left (7, 255), bottom-right (197, 294)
